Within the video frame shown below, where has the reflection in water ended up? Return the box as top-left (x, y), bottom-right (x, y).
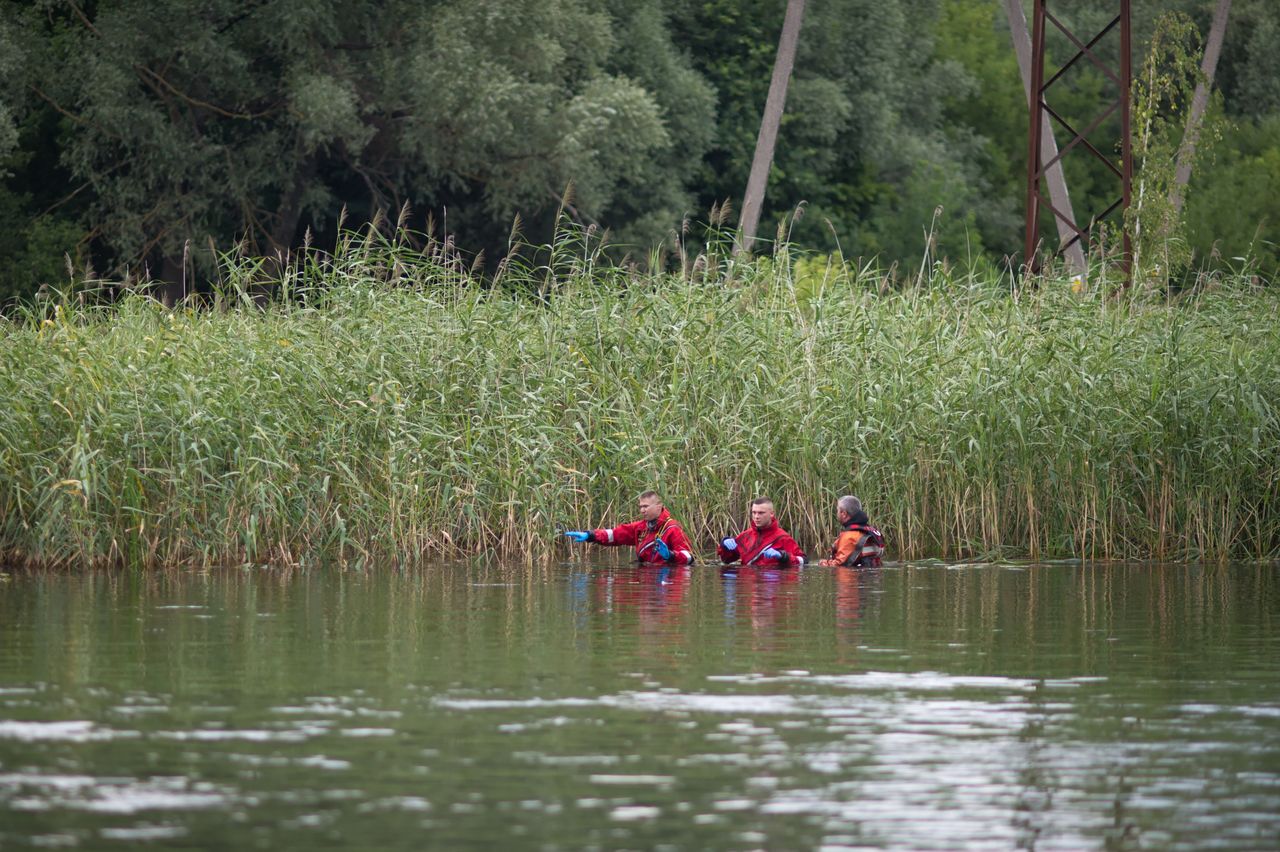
top-left (719, 567), bottom-right (800, 650)
top-left (0, 562), bottom-right (1275, 850)
top-left (610, 564), bottom-right (689, 615)
top-left (835, 565), bottom-right (879, 625)
top-left (590, 565), bottom-right (690, 625)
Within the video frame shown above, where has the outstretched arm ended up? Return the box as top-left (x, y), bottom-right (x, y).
top-left (591, 520), bottom-right (644, 548)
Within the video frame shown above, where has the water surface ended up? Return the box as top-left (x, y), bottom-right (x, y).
top-left (0, 561), bottom-right (1276, 849)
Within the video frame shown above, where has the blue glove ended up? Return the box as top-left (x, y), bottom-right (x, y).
top-left (564, 530), bottom-right (592, 543)
top-left (762, 546), bottom-right (784, 560)
top-left (654, 538), bottom-right (672, 561)
top-left (721, 537), bottom-right (738, 551)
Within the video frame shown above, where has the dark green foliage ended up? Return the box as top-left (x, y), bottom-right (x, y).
top-left (3, 0), bottom-right (714, 290)
top-left (0, 0), bottom-right (1277, 298)
top-left (1186, 114), bottom-right (1280, 278)
top-left (671, 0), bottom-right (985, 262)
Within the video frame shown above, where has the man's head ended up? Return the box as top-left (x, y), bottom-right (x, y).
top-left (750, 497), bottom-right (775, 529)
top-left (837, 495), bottom-right (862, 523)
top-left (638, 490), bottom-right (664, 522)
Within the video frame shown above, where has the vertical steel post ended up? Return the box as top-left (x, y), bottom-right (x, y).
top-left (1120, 0), bottom-right (1133, 278)
top-left (1024, 0), bottom-right (1047, 271)
top-left (1023, 1), bottom-right (1132, 280)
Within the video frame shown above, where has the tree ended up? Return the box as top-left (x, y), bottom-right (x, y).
top-left (0, 13), bottom-right (18, 167)
top-left (8, 0), bottom-right (714, 293)
top-left (0, 6), bottom-right (85, 305)
top-left (674, 0), bottom-right (1000, 267)
top-left (1128, 11), bottom-right (1211, 280)
top-left (1185, 115), bottom-right (1279, 279)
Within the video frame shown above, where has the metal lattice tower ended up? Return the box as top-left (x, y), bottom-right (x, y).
top-left (1025, 0), bottom-right (1132, 276)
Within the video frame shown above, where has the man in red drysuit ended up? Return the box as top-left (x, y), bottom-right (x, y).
top-left (717, 497), bottom-right (805, 568)
top-left (563, 491), bottom-right (694, 564)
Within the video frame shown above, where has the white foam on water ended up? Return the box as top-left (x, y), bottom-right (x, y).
top-left (513, 752), bottom-right (619, 766)
top-left (444, 687), bottom-right (1014, 721)
top-left (296, 755), bottom-right (351, 771)
top-left (433, 697), bottom-right (599, 710)
top-left (609, 805), bottom-right (660, 821)
top-left (3, 774), bottom-right (231, 814)
top-left (100, 824), bottom-right (187, 841)
top-left (0, 721), bottom-right (137, 743)
top-left (110, 705), bottom-right (170, 717)
top-left (355, 707), bottom-right (402, 719)
top-left (224, 754), bottom-right (291, 767)
top-left (587, 774), bottom-right (674, 786)
top-left (1180, 702), bottom-right (1280, 719)
top-left (271, 703), bottom-right (357, 717)
top-left (609, 692), bottom-right (807, 715)
top-left (357, 796), bottom-right (432, 812)
top-left (0, 773), bottom-right (107, 790)
top-left (707, 671), bottom-right (1040, 692)
top-left (154, 726), bottom-right (326, 743)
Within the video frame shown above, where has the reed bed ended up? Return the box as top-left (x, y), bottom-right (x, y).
top-left (1, 229), bottom-right (1277, 568)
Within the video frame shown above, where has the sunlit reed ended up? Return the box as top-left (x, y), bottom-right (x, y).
top-left (1, 227), bottom-right (1276, 568)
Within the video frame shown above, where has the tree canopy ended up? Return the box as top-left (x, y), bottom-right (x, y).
top-left (1, 0), bottom-right (1277, 300)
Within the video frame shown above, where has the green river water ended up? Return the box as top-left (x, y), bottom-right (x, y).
top-left (0, 560), bottom-right (1276, 850)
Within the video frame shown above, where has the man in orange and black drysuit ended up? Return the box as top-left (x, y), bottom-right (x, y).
top-left (818, 495), bottom-right (885, 568)
top-left (563, 491), bottom-right (695, 564)
top-left (717, 496), bottom-right (806, 568)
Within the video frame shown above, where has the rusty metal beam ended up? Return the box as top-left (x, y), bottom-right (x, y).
top-left (1006, 0), bottom-right (1086, 277)
top-left (1024, 0), bottom-right (1132, 280)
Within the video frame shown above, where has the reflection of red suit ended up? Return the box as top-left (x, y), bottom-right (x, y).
top-left (721, 566), bottom-right (798, 635)
top-left (591, 508), bottom-right (694, 564)
top-left (595, 565), bottom-right (690, 624)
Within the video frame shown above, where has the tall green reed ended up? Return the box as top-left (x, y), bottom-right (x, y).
top-left (1, 226), bottom-right (1277, 568)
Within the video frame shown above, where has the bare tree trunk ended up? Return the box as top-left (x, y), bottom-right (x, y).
top-left (271, 156), bottom-right (318, 256)
top-left (735, 0), bottom-right (806, 256)
top-left (1006, 0), bottom-right (1087, 278)
top-left (1171, 0), bottom-right (1231, 216)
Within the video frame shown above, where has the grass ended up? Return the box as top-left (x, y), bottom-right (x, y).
top-left (1, 225), bottom-right (1277, 568)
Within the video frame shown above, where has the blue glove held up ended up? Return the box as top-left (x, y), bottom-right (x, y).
top-left (721, 537), bottom-right (738, 551)
top-left (564, 530), bottom-right (592, 543)
top-left (654, 538), bottom-right (672, 561)
top-left (762, 546), bottom-right (784, 560)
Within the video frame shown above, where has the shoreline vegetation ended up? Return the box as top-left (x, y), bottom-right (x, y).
top-left (1, 227), bottom-right (1277, 569)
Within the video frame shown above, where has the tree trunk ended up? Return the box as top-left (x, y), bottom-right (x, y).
top-left (270, 156), bottom-right (318, 257)
top-left (1170, 0), bottom-right (1231, 216)
top-left (735, 0), bottom-right (806, 256)
top-left (155, 243), bottom-right (190, 306)
top-left (1006, 0), bottom-right (1087, 278)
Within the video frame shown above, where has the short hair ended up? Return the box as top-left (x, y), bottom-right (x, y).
top-left (750, 497), bottom-right (773, 507)
top-left (639, 490), bottom-right (662, 502)
top-left (838, 495), bottom-right (862, 516)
